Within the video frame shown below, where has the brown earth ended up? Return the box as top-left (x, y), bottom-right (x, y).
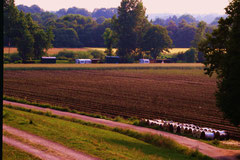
top-left (3, 70), bottom-right (240, 139)
top-left (3, 101), bottom-right (240, 160)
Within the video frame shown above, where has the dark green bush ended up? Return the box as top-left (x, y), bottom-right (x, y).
top-left (4, 53), bottom-right (22, 63)
top-left (56, 50), bottom-right (93, 60)
top-left (89, 50), bottom-right (106, 59)
top-left (57, 50), bottom-right (75, 59)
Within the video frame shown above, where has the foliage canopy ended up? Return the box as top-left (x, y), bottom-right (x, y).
top-left (199, 0), bottom-right (240, 126)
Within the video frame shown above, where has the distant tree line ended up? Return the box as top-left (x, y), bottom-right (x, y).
top-left (12, 4), bottom-right (219, 50)
top-left (4, 0), bottom-right (217, 62)
top-left (17, 5), bottom-right (118, 21)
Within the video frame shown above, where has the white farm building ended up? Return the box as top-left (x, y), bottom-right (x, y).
top-left (139, 59), bottom-right (150, 64)
top-left (75, 59), bottom-right (92, 64)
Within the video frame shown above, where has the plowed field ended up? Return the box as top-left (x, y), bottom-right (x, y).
top-left (3, 70), bottom-right (240, 139)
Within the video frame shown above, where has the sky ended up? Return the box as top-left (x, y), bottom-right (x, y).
top-left (15, 0), bottom-right (229, 14)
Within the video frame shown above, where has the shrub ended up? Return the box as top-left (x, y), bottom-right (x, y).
top-left (185, 48), bottom-right (198, 63)
top-left (89, 50), bottom-right (106, 59)
top-left (57, 50), bottom-right (75, 59)
top-left (75, 51), bottom-right (93, 59)
top-left (175, 52), bottom-right (185, 62)
top-left (56, 50), bottom-right (93, 60)
top-left (4, 53), bottom-right (22, 63)
top-left (212, 139), bottom-right (220, 146)
top-left (14, 60), bottom-right (22, 64)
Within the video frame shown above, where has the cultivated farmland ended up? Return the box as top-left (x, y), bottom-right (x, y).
top-left (3, 69), bottom-right (240, 140)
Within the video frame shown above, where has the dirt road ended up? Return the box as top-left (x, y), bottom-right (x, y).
top-left (3, 125), bottom-right (99, 160)
top-left (3, 100), bottom-right (240, 160)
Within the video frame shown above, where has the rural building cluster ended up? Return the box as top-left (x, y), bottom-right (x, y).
top-left (41, 56), bottom-right (176, 64)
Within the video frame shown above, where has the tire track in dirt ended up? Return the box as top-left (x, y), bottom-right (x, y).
top-left (3, 124), bottom-right (99, 160)
top-left (3, 100), bottom-right (240, 160)
top-left (3, 136), bottom-right (60, 160)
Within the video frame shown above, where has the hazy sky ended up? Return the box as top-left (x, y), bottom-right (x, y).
top-left (15, 0), bottom-right (229, 14)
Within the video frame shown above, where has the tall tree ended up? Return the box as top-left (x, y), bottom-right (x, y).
top-left (4, 0), bottom-right (53, 60)
top-left (102, 28), bottom-right (116, 56)
top-left (191, 21), bottom-right (207, 48)
top-left (4, 0), bottom-right (19, 47)
top-left (53, 28), bottom-right (82, 48)
top-left (142, 25), bottom-right (172, 59)
top-left (113, 0), bottom-right (149, 62)
top-left (175, 19), bottom-right (197, 48)
top-left (199, 0), bottom-right (240, 126)
top-left (15, 12), bottom-right (35, 60)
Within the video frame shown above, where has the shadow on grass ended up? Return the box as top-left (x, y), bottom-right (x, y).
top-left (106, 138), bottom-right (198, 160)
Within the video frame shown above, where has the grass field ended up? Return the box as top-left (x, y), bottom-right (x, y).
top-left (3, 107), bottom-right (211, 160)
top-left (4, 63), bottom-right (204, 70)
top-left (3, 143), bottom-right (40, 160)
top-left (162, 48), bottom-right (189, 55)
top-left (3, 47), bottom-right (186, 55)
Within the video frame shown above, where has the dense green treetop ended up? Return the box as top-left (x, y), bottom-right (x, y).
top-left (142, 25), bottom-right (172, 59)
top-left (199, 0), bottom-right (240, 126)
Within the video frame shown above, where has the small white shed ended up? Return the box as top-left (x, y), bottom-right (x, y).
top-left (139, 59), bottom-right (150, 64)
top-left (75, 59), bottom-right (92, 64)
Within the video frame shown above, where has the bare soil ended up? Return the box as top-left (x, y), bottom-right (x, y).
top-left (3, 70), bottom-right (240, 139)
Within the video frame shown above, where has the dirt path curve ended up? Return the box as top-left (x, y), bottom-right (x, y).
top-left (3, 125), bottom-right (99, 160)
top-left (4, 100), bottom-right (240, 160)
top-left (3, 136), bottom-right (60, 160)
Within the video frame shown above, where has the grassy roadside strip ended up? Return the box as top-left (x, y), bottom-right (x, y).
top-left (3, 105), bottom-right (212, 160)
top-left (3, 95), bottom-right (138, 124)
top-left (4, 95), bottom-right (240, 150)
top-left (3, 143), bottom-right (41, 160)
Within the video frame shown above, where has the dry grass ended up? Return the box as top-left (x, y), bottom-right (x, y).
top-left (3, 47), bottom-right (117, 55)
top-left (4, 63), bottom-right (204, 70)
top-left (162, 48), bottom-right (189, 55)
top-left (4, 47), bottom-right (18, 54)
top-left (4, 47), bottom-right (184, 55)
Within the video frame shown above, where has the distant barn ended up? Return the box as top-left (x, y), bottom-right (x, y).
top-left (75, 59), bottom-right (92, 64)
top-left (139, 59), bottom-right (150, 63)
top-left (41, 57), bottom-right (56, 63)
top-left (105, 56), bottom-right (120, 63)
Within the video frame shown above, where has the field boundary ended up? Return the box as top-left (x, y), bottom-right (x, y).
top-left (4, 66), bottom-right (204, 71)
top-left (4, 63), bottom-right (205, 70)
